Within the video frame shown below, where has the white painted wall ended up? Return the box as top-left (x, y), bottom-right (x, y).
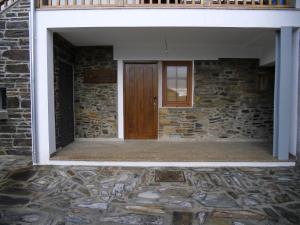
top-left (114, 45), bottom-right (263, 61)
top-left (36, 9), bottom-right (300, 28)
top-left (260, 47), bottom-right (275, 66)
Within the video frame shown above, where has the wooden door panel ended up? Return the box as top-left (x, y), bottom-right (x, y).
top-left (124, 63), bottom-right (158, 139)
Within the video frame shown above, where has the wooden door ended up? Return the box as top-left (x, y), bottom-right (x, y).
top-left (58, 62), bottom-right (74, 147)
top-left (124, 63), bottom-right (158, 139)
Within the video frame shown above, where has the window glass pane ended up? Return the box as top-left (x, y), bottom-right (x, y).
top-left (176, 66), bottom-right (188, 102)
top-left (167, 66), bottom-right (177, 102)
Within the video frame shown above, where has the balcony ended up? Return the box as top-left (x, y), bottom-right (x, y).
top-left (36, 0), bottom-right (295, 9)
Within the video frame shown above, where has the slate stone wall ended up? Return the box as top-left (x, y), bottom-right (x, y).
top-left (53, 34), bottom-right (75, 148)
top-left (0, 0), bottom-right (31, 155)
top-left (159, 59), bottom-right (274, 141)
top-left (74, 47), bottom-right (118, 138)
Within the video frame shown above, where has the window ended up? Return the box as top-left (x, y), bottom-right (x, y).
top-left (162, 61), bottom-right (192, 107)
top-left (0, 88), bottom-right (7, 110)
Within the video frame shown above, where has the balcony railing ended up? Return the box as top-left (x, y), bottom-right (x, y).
top-left (0, 0), bottom-right (18, 12)
top-left (36, 0), bottom-right (295, 9)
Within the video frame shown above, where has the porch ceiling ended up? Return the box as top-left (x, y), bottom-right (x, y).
top-left (53, 27), bottom-right (276, 64)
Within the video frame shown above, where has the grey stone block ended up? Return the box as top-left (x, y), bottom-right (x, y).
top-left (0, 111), bottom-right (8, 120)
top-left (3, 50), bottom-right (29, 61)
top-left (6, 64), bottom-right (29, 73)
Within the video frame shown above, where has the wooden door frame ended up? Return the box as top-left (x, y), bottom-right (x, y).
top-left (123, 62), bottom-right (159, 139)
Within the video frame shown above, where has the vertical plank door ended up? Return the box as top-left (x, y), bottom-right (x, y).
top-left (124, 63), bottom-right (158, 139)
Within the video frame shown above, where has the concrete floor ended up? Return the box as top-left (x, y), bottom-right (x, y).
top-left (51, 140), bottom-right (278, 162)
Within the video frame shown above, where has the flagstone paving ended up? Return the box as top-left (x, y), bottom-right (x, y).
top-left (0, 156), bottom-right (300, 225)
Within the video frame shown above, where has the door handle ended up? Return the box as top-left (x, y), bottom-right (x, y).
top-left (153, 96), bottom-right (157, 106)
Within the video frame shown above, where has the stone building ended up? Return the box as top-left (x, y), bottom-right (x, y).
top-left (0, 0), bottom-right (300, 166)
top-left (0, 0), bottom-right (31, 155)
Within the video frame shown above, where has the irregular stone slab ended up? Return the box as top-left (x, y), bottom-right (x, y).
top-left (5, 30), bottom-right (29, 38)
top-left (287, 203), bottom-right (300, 209)
top-left (77, 202), bottom-right (108, 210)
top-left (112, 183), bottom-right (125, 197)
top-left (71, 177), bottom-right (84, 185)
top-left (6, 21), bottom-right (28, 29)
top-left (242, 196), bottom-right (259, 206)
top-left (0, 187), bottom-right (31, 196)
top-left (274, 193), bottom-right (292, 203)
top-left (65, 214), bottom-right (90, 224)
top-left (0, 195), bottom-right (29, 206)
top-left (5, 64), bottom-right (29, 73)
top-left (177, 201), bottom-right (193, 208)
top-left (212, 209), bottom-right (266, 220)
top-left (197, 211), bottom-right (208, 225)
top-left (193, 192), bottom-right (238, 208)
top-left (232, 222), bottom-right (245, 225)
top-left (161, 187), bottom-right (193, 198)
top-left (138, 191), bottom-right (160, 199)
top-left (125, 205), bottom-right (165, 214)
top-left (2, 50), bottom-right (29, 61)
top-left (8, 168), bottom-right (35, 181)
top-left (118, 174), bottom-right (129, 182)
top-left (78, 187), bottom-right (90, 197)
top-left (78, 171), bottom-right (97, 180)
top-left (263, 207), bottom-right (279, 222)
top-left (160, 198), bottom-right (193, 209)
top-left (172, 212), bottom-right (193, 225)
top-left (273, 206), bottom-right (300, 224)
top-left (21, 214), bottom-right (40, 223)
top-left (155, 170), bottom-right (185, 182)
top-left (204, 217), bottom-right (233, 225)
top-left (100, 214), bottom-right (164, 225)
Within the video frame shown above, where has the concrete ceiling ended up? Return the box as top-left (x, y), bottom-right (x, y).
top-left (53, 27), bottom-right (276, 64)
top-left (54, 27), bottom-right (275, 47)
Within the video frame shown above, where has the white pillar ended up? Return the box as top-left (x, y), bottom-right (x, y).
top-left (296, 0), bottom-right (300, 9)
top-left (274, 27), bottom-right (295, 160)
top-left (291, 28), bottom-right (300, 157)
top-left (35, 28), bottom-right (56, 164)
top-left (117, 60), bottom-right (124, 139)
top-left (273, 31), bottom-right (280, 158)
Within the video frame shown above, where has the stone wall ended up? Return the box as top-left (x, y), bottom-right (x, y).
top-left (159, 59), bottom-right (274, 141)
top-left (74, 47), bottom-right (118, 138)
top-left (53, 33), bottom-right (75, 148)
top-left (0, 0), bottom-right (31, 155)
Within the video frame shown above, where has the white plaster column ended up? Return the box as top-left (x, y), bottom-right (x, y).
top-left (117, 60), bottom-right (124, 139)
top-left (274, 27), bottom-right (298, 160)
top-left (35, 28), bottom-right (56, 164)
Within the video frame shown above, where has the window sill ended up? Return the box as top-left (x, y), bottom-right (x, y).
top-left (160, 106), bottom-right (193, 109)
top-left (0, 110), bottom-right (8, 120)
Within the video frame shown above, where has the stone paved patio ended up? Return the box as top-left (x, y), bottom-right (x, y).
top-left (0, 156), bottom-right (300, 225)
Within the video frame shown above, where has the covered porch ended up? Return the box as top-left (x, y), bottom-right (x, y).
top-left (33, 25), bottom-right (299, 165)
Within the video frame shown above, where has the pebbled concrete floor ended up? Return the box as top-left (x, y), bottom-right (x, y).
top-left (51, 140), bottom-right (278, 162)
